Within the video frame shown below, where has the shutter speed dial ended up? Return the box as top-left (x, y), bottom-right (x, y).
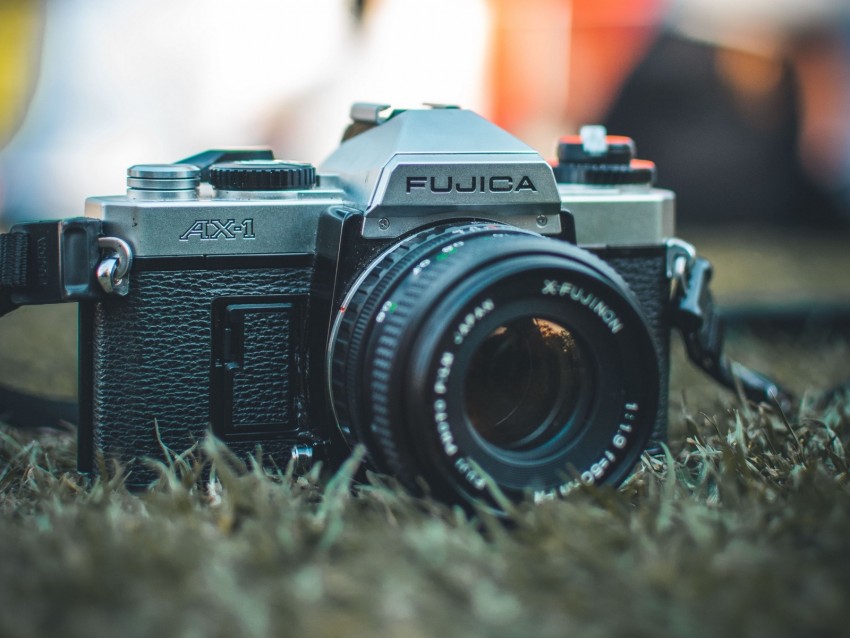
top-left (209, 160), bottom-right (316, 191)
top-left (554, 125), bottom-right (656, 186)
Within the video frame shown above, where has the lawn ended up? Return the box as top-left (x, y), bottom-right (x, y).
top-left (0, 327), bottom-right (848, 638)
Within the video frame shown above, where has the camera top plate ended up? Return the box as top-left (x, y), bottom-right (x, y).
top-left (322, 108), bottom-right (563, 239)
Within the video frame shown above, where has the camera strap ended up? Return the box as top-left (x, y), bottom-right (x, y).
top-left (0, 217), bottom-right (134, 320)
top-left (0, 227), bottom-right (75, 428)
top-left (0, 219), bottom-right (130, 429)
top-left (0, 230), bottom-right (30, 317)
top-left (0, 382), bottom-right (77, 430)
top-left (670, 245), bottom-right (795, 412)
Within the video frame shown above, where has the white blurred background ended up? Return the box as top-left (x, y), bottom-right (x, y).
top-left (2, 0), bottom-right (849, 230)
top-left (0, 0), bottom-right (490, 220)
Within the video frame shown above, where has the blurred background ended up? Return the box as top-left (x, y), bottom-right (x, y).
top-left (0, 0), bottom-right (848, 403)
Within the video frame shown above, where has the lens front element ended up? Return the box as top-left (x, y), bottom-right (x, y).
top-left (464, 317), bottom-right (589, 451)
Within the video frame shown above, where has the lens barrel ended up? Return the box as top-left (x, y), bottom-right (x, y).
top-left (329, 223), bottom-right (659, 508)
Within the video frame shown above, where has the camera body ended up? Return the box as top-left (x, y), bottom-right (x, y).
top-left (78, 104), bottom-right (677, 504)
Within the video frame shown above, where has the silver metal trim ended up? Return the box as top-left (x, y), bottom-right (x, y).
top-left (86, 190), bottom-right (348, 257)
top-left (665, 238), bottom-right (697, 300)
top-left (321, 109), bottom-right (563, 231)
top-left (127, 177), bottom-right (200, 190)
top-left (127, 164), bottom-right (200, 179)
top-left (127, 189), bottom-right (200, 201)
top-left (290, 444), bottom-right (314, 471)
top-left (560, 183), bottom-right (675, 247)
top-left (361, 211), bottom-right (562, 239)
top-left (350, 102), bottom-right (392, 124)
top-left (97, 236), bottom-right (133, 280)
top-left (96, 236), bottom-right (133, 296)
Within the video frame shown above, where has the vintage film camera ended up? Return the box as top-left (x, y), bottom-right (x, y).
top-left (0, 103), bottom-right (785, 507)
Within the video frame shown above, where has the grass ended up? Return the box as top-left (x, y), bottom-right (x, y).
top-left (0, 332), bottom-right (848, 638)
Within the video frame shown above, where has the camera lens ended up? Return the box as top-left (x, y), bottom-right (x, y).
top-left (464, 317), bottom-right (589, 451)
top-left (329, 222), bottom-right (659, 508)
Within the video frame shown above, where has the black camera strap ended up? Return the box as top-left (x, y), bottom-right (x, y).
top-left (0, 219), bottom-right (122, 429)
top-left (671, 250), bottom-right (795, 412)
top-left (0, 251), bottom-right (77, 428)
top-left (0, 217), bottom-right (133, 321)
top-left (0, 383), bottom-right (77, 430)
top-left (0, 230), bottom-right (30, 317)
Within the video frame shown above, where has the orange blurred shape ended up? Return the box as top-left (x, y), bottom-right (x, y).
top-left (488, 0), bottom-right (664, 133)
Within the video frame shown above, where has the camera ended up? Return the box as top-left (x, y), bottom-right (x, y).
top-left (0, 103), bottom-right (785, 507)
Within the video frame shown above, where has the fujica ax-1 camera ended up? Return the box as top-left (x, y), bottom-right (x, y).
top-left (0, 103), bottom-right (786, 508)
